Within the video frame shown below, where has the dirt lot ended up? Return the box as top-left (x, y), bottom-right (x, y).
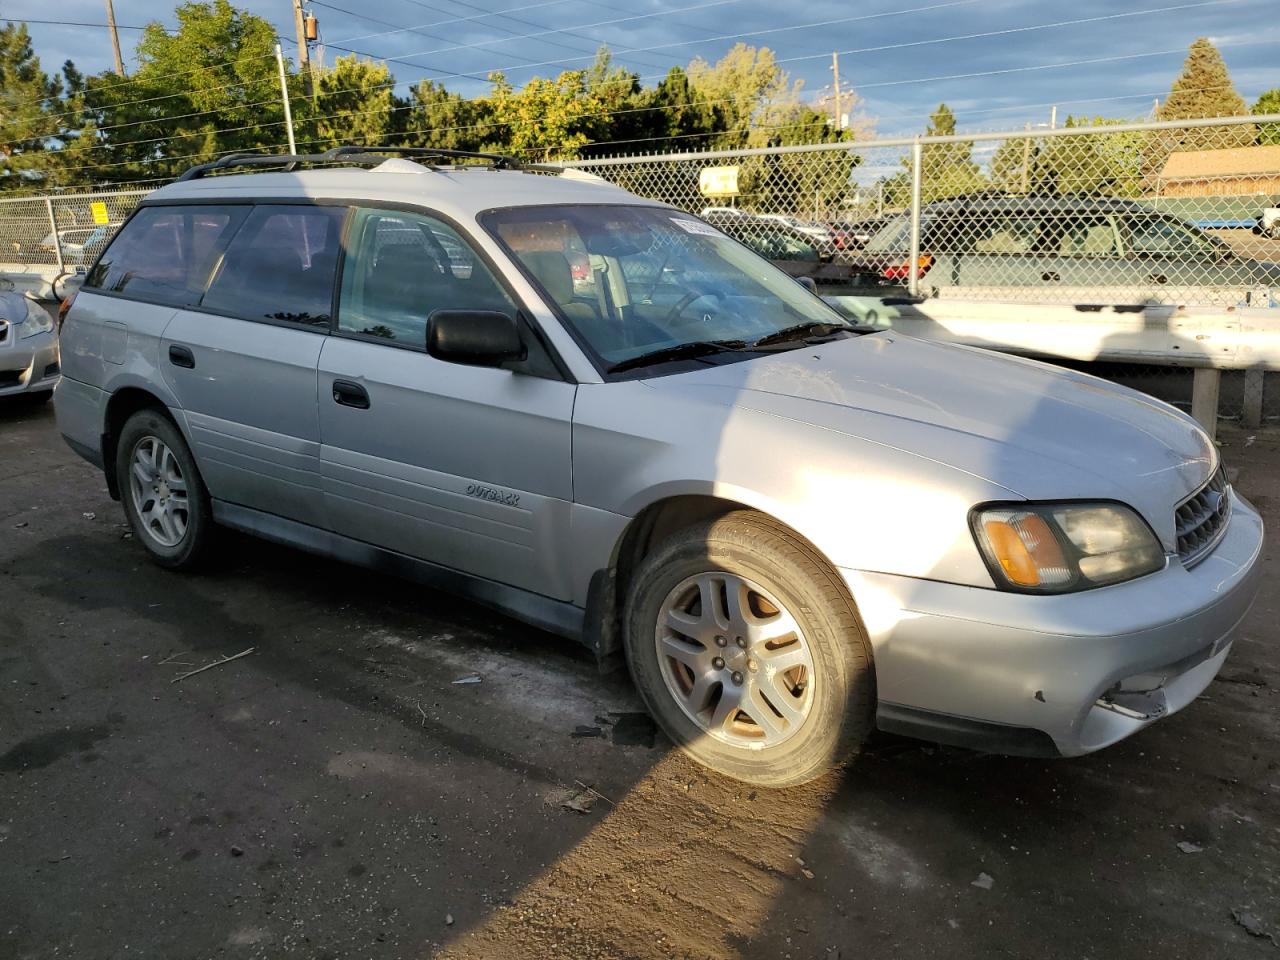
top-left (2, 396), bottom-right (1279, 960)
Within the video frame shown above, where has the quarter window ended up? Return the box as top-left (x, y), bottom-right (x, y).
top-left (338, 208), bottom-right (516, 345)
top-left (202, 205), bottom-right (347, 327)
top-left (84, 205), bottom-right (247, 306)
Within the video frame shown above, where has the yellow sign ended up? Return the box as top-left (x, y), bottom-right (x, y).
top-left (698, 166), bottom-right (740, 197)
top-left (90, 201), bottom-right (110, 225)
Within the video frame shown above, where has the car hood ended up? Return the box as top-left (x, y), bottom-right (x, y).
top-left (648, 332), bottom-right (1215, 544)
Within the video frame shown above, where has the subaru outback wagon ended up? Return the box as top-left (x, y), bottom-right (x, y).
top-left (56, 147), bottom-right (1263, 786)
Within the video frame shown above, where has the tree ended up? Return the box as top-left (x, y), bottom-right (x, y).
top-left (485, 69), bottom-right (605, 160)
top-left (401, 80), bottom-right (493, 153)
top-left (302, 54), bottom-right (395, 150)
top-left (916, 104), bottom-right (985, 202)
top-left (990, 117), bottom-right (1145, 197)
top-left (1153, 38), bottom-right (1254, 153)
top-left (1253, 89), bottom-right (1280, 145)
top-left (0, 23), bottom-right (67, 192)
top-left (688, 44), bottom-right (795, 149)
top-left (70, 0), bottom-right (288, 187)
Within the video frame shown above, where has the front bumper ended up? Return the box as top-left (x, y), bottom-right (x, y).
top-left (844, 488), bottom-right (1264, 757)
top-left (0, 323), bottom-right (60, 397)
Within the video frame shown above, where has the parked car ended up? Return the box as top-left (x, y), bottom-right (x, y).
top-left (828, 217), bottom-right (888, 251)
top-left (0, 288), bottom-right (59, 402)
top-left (702, 212), bottom-right (893, 293)
top-left (56, 148), bottom-right (1263, 787)
top-left (1254, 206), bottom-right (1280, 240)
top-left (855, 196), bottom-right (1280, 303)
top-left (40, 225), bottom-right (116, 266)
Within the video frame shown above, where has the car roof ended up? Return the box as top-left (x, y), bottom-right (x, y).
top-left (143, 159), bottom-right (655, 223)
top-left (921, 194), bottom-right (1162, 216)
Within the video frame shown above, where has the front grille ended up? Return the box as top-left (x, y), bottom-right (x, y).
top-left (0, 369), bottom-right (22, 388)
top-left (1176, 466), bottom-right (1231, 567)
top-left (0, 319), bottom-right (9, 344)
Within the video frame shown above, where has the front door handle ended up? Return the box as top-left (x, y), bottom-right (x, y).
top-left (168, 345), bottom-right (195, 368)
top-left (332, 379), bottom-right (370, 409)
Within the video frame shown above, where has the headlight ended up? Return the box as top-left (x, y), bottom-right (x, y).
top-left (971, 502), bottom-right (1165, 593)
top-left (19, 301), bottom-right (54, 339)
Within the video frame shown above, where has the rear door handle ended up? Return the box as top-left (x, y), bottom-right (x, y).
top-left (168, 345), bottom-right (195, 368)
top-left (1041, 271), bottom-right (1061, 282)
top-left (332, 379), bottom-right (370, 410)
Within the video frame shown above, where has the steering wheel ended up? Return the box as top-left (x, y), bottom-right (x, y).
top-left (662, 288), bottom-right (720, 327)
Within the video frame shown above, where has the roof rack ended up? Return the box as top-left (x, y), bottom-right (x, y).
top-left (176, 145), bottom-right (533, 182)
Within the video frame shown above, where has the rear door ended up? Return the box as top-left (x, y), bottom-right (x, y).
top-left (317, 206), bottom-right (576, 600)
top-left (160, 203), bottom-right (347, 529)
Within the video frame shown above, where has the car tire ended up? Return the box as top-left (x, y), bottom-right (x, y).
top-left (115, 409), bottom-right (213, 570)
top-left (624, 510), bottom-right (875, 787)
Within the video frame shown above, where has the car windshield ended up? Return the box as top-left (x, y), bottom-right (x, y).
top-left (862, 214), bottom-right (913, 253)
top-left (483, 205), bottom-right (851, 370)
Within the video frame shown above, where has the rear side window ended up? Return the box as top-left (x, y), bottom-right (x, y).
top-left (84, 205), bottom-right (247, 306)
top-left (202, 205), bottom-right (347, 327)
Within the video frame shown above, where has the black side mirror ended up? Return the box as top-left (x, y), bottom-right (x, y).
top-left (426, 310), bottom-right (526, 366)
top-left (796, 276), bottom-right (818, 293)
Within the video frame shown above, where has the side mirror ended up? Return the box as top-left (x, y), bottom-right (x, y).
top-left (426, 310), bottom-right (526, 366)
top-left (795, 276), bottom-right (818, 293)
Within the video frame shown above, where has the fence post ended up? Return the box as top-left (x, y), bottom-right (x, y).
top-left (1242, 369), bottom-right (1265, 429)
top-left (907, 138), bottom-right (923, 298)
top-left (44, 197), bottom-right (63, 274)
top-left (1191, 368), bottom-right (1220, 439)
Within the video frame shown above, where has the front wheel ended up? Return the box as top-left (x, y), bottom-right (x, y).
top-left (115, 409), bottom-right (214, 570)
top-left (624, 511), bottom-right (875, 787)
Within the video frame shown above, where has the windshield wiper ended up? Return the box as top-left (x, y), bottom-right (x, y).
top-left (607, 339), bottom-right (750, 374)
top-left (751, 320), bottom-right (859, 348)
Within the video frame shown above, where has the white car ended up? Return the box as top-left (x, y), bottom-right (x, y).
top-left (55, 147), bottom-right (1263, 786)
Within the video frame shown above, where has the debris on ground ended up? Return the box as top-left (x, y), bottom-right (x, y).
top-left (560, 789), bottom-right (596, 814)
top-left (1177, 840), bottom-right (1204, 854)
top-left (13, 521), bottom-right (28, 528)
top-left (571, 725), bottom-right (603, 738)
top-left (451, 674), bottom-right (482, 685)
top-left (170, 647), bottom-right (255, 684)
top-left (230, 845), bottom-right (244, 857)
top-left (801, 868), bottom-right (815, 880)
top-left (445, 913), bottom-right (454, 927)
top-left (1231, 908), bottom-right (1277, 944)
top-left (81, 512), bottom-right (96, 520)
top-left (971, 872), bottom-right (995, 890)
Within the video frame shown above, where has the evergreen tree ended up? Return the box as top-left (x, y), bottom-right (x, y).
top-left (1154, 38), bottom-right (1254, 153)
top-left (302, 55), bottom-right (396, 151)
top-left (1253, 89), bottom-right (1280, 145)
top-left (0, 23), bottom-right (66, 192)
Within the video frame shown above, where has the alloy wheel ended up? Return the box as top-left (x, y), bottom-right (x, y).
top-left (128, 436), bottom-right (189, 548)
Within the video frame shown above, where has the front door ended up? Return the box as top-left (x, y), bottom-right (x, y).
top-left (161, 203), bottom-right (348, 529)
top-left (316, 206), bottom-right (576, 600)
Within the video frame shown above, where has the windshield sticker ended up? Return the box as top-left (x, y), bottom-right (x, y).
top-left (670, 218), bottom-right (723, 237)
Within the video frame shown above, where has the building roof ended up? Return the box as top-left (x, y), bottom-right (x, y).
top-left (1160, 144), bottom-right (1280, 181)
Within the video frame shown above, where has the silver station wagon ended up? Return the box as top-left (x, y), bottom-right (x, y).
top-left (56, 147), bottom-right (1263, 787)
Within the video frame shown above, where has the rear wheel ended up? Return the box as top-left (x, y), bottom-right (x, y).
top-left (115, 409), bottom-right (213, 570)
top-left (624, 511), bottom-right (874, 787)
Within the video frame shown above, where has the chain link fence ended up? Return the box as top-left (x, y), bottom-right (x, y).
top-left (2, 116), bottom-right (1277, 422)
top-left (0, 190), bottom-right (146, 270)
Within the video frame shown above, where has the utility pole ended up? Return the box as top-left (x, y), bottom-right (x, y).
top-left (1050, 105), bottom-right (1057, 130)
top-left (830, 51), bottom-right (842, 132)
top-left (1021, 122), bottom-right (1032, 194)
top-left (291, 0), bottom-right (312, 97)
top-left (104, 0), bottom-right (125, 76)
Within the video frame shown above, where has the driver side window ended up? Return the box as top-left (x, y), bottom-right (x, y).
top-left (338, 208), bottom-right (516, 345)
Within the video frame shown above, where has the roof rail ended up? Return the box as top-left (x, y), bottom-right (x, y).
top-left (176, 145), bottom-right (527, 182)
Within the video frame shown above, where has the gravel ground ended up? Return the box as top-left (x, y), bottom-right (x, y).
top-left (2, 395), bottom-right (1278, 960)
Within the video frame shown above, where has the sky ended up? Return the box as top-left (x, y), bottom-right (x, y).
top-left (8, 0), bottom-right (1279, 138)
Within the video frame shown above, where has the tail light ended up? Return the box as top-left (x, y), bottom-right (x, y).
top-left (882, 255), bottom-right (934, 281)
top-left (57, 290), bottom-right (77, 331)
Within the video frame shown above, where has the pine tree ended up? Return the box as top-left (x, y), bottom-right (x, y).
top-left (1254, 89), bottom-right (1280, 146)
top-left (0, 23), bottom-right (66, 192)
top-left (1155, 38), bottom-right (1254, 151)
top-left (1158, 38), bottom-right (1248, 121)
